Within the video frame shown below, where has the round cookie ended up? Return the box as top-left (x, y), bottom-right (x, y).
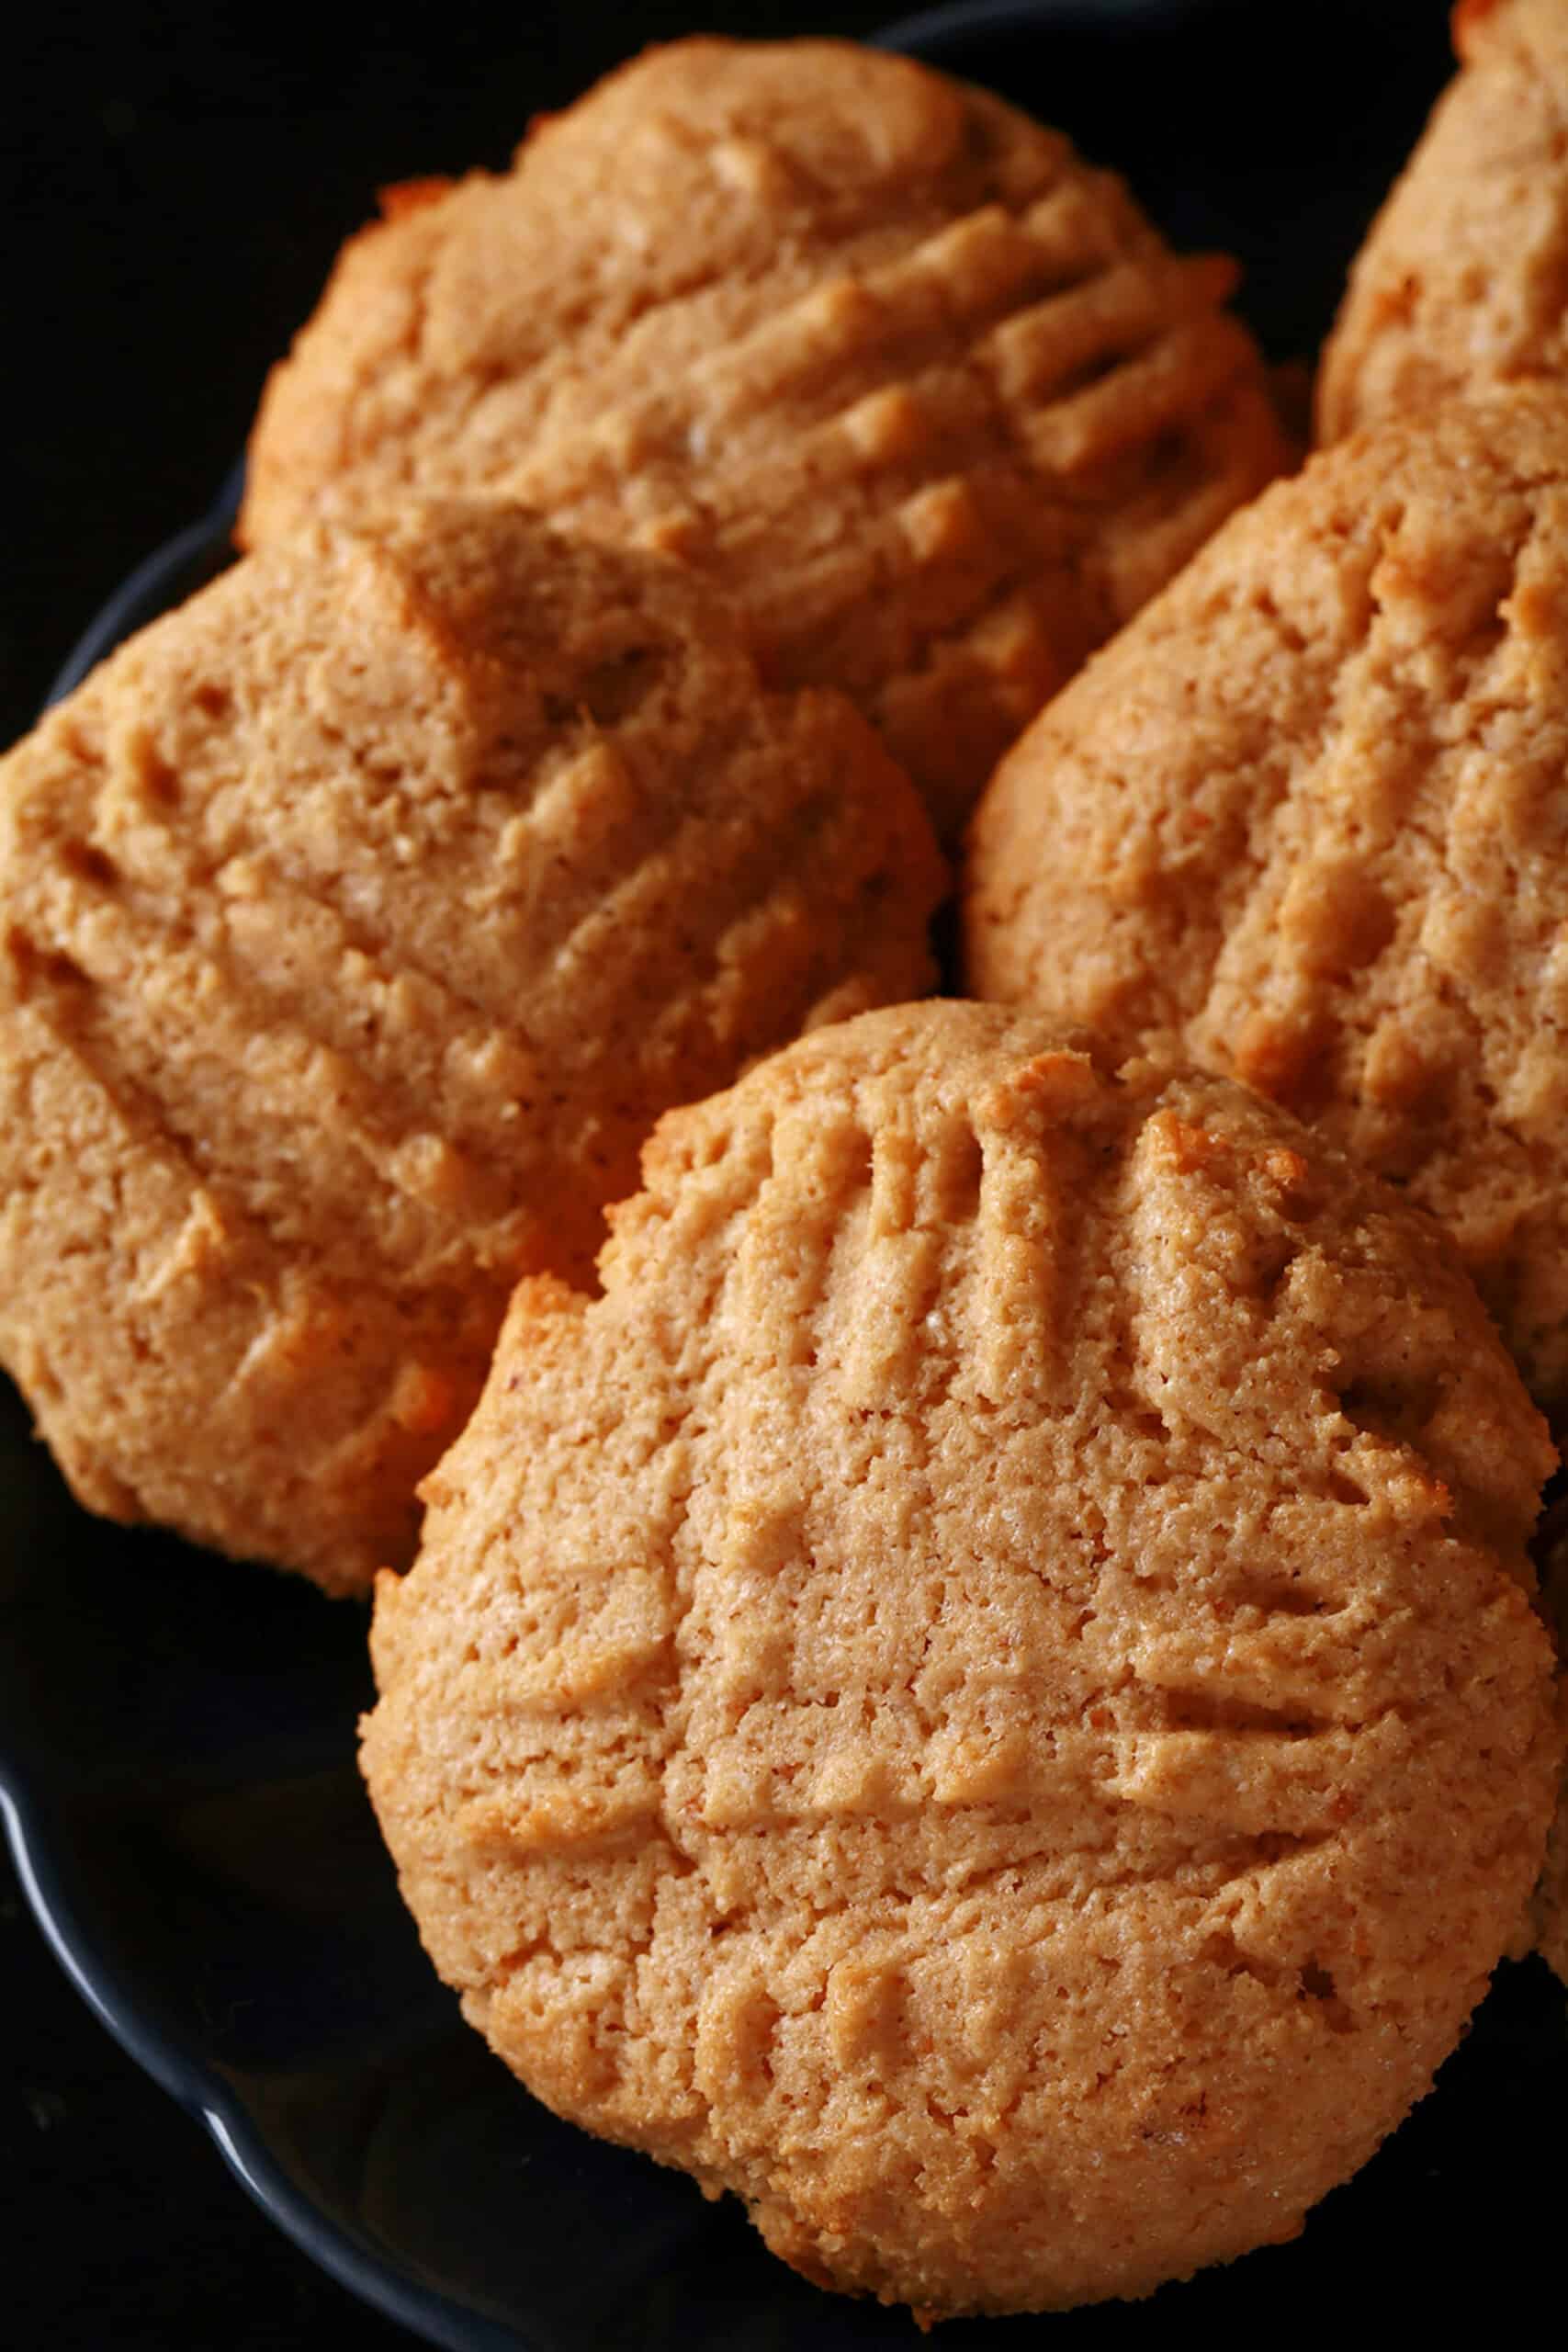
top-left (965, 388), bottom-right (1568, 1422)
top-left (362, 999), bottom-right (1561, 2317)
top-left (0, 500), bottom-right (943, 1594)
top-left (239, 36), bottom-right (1290, 843)
top-left (1317, 0), bottom-right (1568, 440)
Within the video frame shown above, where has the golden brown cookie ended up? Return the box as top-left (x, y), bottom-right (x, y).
top-left (239, 36), bottom-right (1290, 843)
top-left (965, 388), bottom-right (1568, 1422)
top-left (1317, 0), bottom-right (1568, 439)
top-left (362, 999), bottom-right (1561, 2317)
top-left (0, 500), bottom-right (942, 1594)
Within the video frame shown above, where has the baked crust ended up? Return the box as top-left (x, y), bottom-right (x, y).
top-left (364, 999), bottom-right (1561, 2313)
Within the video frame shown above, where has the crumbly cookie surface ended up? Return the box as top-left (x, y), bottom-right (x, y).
top-left (363, 1000), bottom-right (1560, 2316)
top-left (0, 501), bottom-right (942, 1592)
top-left (240, 36), bottom-right (1289, 842)
top-left (1317, 0), bottom-right (1568, 439)
top-left (965, 389), bottom-right (1568, 1419)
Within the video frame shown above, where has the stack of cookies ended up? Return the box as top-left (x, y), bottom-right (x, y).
top-left (3, 22), bottom-right (1565, 2323)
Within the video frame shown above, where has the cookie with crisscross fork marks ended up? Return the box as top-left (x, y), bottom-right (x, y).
top-left (0, 500), bottom-right (942, 1592)
top-left (965, 388), bottom-right (1568, 1427)
top-left (363, 999), bottom-right (1560, 2315)
top-left (238, 37), bottom-right (1289, 843)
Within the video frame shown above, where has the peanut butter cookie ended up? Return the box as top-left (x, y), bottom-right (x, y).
top-left (1318, 0), bottom-right (1568, 438)
top-left (363, 1000), bottom-right (1561, 2315)
top-left (966, 389), bottom-right (1568, 1423)
top-left (0, 501), bottom-right (942, 1592)
top-left (240, 37), bottom-right (1289, 842)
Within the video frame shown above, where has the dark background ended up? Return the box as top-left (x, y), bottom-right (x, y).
top-left (3, 4), bottom-right (1533, 2349)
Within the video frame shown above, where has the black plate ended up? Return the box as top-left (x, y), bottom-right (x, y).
top-left (4, 3), bottom-right (1562, 2346)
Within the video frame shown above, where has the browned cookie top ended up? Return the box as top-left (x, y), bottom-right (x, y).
top-left (240, 37), bottom-right (1289, 842)
top-left (0, 500), bottom-right (942, 1592)
top-left (363, 1000), bottom-right (1560, 2318)
top-left (1318, 0), bottom-right (1568, 438)
top-left (965, 389), bottom-right (1568, 1422)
